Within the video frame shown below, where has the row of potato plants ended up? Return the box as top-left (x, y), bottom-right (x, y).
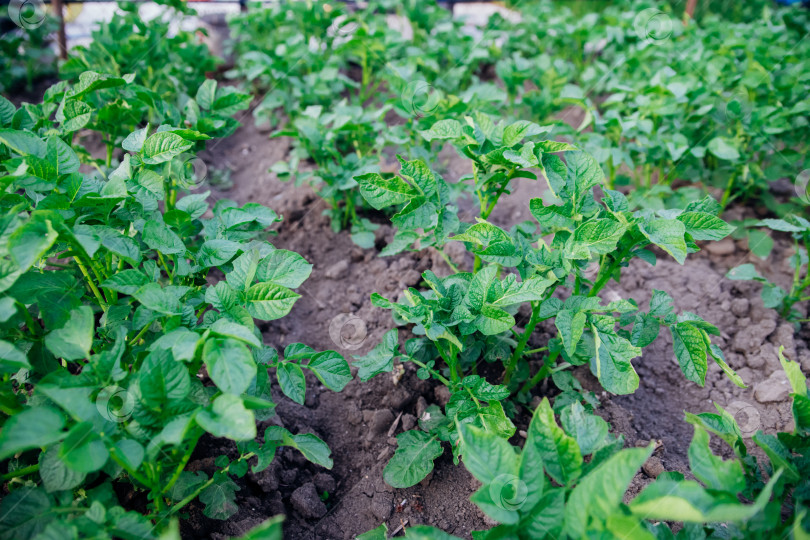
top-left (226, 0), bottom-right (810, 307)
top-left (0, 4), bottom-right (330, 537)
top-left (348, 118), bottom-right (810, 537)
top-left (363, 348), bottom-right (810, 539)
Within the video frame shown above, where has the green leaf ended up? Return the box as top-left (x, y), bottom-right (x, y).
top-left (0, 486), bottom-right (54, 539)
top-left (59, 422), bottom-right (109, 473)
top-left (141, 132), bottom-right (194, 165)
top-left (356, 172), bottom-right (418, 210)
top-left (196, 79), bottom-right (217, 110)
top-left (564, 445), bottom-right (653, 538)
top-left (199, 474), bottom-right (240, 520)
top-left (204, 337), bottom-right (257, 395)
top-left (9, 216), bottom-right (58, 271)
top-left (0, 339), bottom-right (30, 372)
top-left (404, 526), bottom-right (463, 540)
top-left (778, 345), bottom-right (807, 398)
top-left (629, 472), bottom-right (779, 523)
top-left (640, 219), bottom-right (687, 264)
top-left (0, 406), bottom-right (65, 461)
top-left (475, 305), bottom-right (515, 335)
top-left (133, 283), bottom-right (182, 315)
top-left (264, 426), bottom-right (334, 469)
top-left (0, 96), bottom-right (16, 125)
top-left (457, 422), bottom-right (518, 485)
top-left (122, 125), bottom-right (150, 153)
top-left (670, 323), bottom-right (708, 386)
top-left (556, 309), bottom-right (587, 357)
top-left (46, 136), bottom-right (80, 175)
top-left (707, 137), bottom-right (740, 161)
top-left (524, 398), bottom-right (582, 486)
top-left (357, 523), bottom-right (387, 540)
top-left (560, 401), bottom-right (609, 455)
top-left (570, 219), bottom-right (626, 257)
top-left (246, 282), bottom-right (300, 321)
top-left (288, 433), bottom-right (332, 469)
top-left (60, 100), bottom-right (92, 132)
top-left (649, 290), bottom-right (674, 317)
top-left (420, 119), bottom-right (462, 141)
top-left (39, 445), bottom-right (85, 493)
top-left (210, 319), bottom-right (261, 348)
top-left (197, 239), bottom-right (240, 268)
top-left (752, 432), bottom-right (800, 482)
top-left (353, 328), bottom-right (398, 382)
top-left (101, 269), bottom-right (149, 295)
top-left (234, 516), bottom-right (284, 540)
top-left (688, 425), bottom-right (744, 493)
top-left (306, 351), bottom-right (351, 392)
top-left (227, 249), bottom-right (261, 291)
top-left (384, 430), bottom-right (443, 488)
top-left (590, 325), bottom-right (641, 395)
top-left (139, 350), bottom-right (191, 408)
top-left (44, 305), bottom-right (94, 361)
top-left (277, 362), bottom-right (306, 404)
top-left (143, 221), bottom-right (185, 255)
top-left (256, 249), bottom-right (312, 288)
top-left (676, 212), bottom-right (735, 241)
top-left (502, 120), bottom-right (551, 147)
top-left (630, 312), bottom-right (660, 348)
top-left (0, 128), bottom-right (46, 157)
top-left (196, 394), bottom-right (257, 441)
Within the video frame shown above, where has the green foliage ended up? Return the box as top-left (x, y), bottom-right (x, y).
top-left (727, 214), bottom-right (810, 321)
top-left (354, 136), bottom-right (740, 487)
top-left (0, 78), bottom-right (348, 536)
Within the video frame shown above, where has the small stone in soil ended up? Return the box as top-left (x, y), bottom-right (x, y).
top-left (371, 491), bottom-right (394, 520)
top-left (434, 386), bottom-right (451, 406)
top-left (401, 413), bottom-right (417, 432)
top-left (705, 238), bottom-right (735, 256)
top-left (290, 482), bottom-right (327, 520)
top-left (730, 298), bottom-right (749, 317)
top-left (754, 371), bottom-right (790, 403)
top-left (416, 396), bottom-right (428, 419)
top-left (325, 260), bottom-right (350, 279)
top-left (642, 456), bottom-right (665, 478)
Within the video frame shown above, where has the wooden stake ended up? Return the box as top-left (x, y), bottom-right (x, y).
top-left (53, 0), bottom-right (67, 59)
top-left (684, 0), bottom-right (698, 24)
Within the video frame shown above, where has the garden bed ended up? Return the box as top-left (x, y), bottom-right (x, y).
top-left (179, 113), bottom-right (808, 539)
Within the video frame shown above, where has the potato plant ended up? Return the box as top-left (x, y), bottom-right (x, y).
top-left (362, 347), bottom-right (809, 538)
top-left (727, 214), bottom-right (810, 322)
top-left (0, 88), bottom-right (351, 537)
top-left (353, 116), bottom-right (741, 487)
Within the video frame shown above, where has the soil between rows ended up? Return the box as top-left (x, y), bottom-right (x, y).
top-left (180, 112), bottom-right (809, 539)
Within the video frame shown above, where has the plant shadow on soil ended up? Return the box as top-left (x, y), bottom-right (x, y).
top-left (180, 113), bottom-right (809, 539)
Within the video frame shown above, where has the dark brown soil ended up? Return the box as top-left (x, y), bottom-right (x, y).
top-left (183, 112), bottom-right (809, 539)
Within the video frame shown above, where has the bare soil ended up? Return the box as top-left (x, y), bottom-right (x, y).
top-left (182, 112), bottom-right (809, 539)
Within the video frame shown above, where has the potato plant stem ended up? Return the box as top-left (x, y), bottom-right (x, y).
top-left (437, 344), bottom-right (460, 383)
top-left (409, 358), bottom-right (450, 386)
top-left (0, 463), bottom-right (39, 481)
top-left (167, 452), bottom-right (255, 517)
top-left (164, 431), bottom-right (203, 495)
top-left (73, 256), bottom-right (107, 310)
top-left (520, 352), bottom-right (565, 395)
top-left (504, 301), bottom-right (540, 384)
top-left (130, 322), bottom-right (152, 345)
top-left (437, 249), bottom-right (460, 274)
